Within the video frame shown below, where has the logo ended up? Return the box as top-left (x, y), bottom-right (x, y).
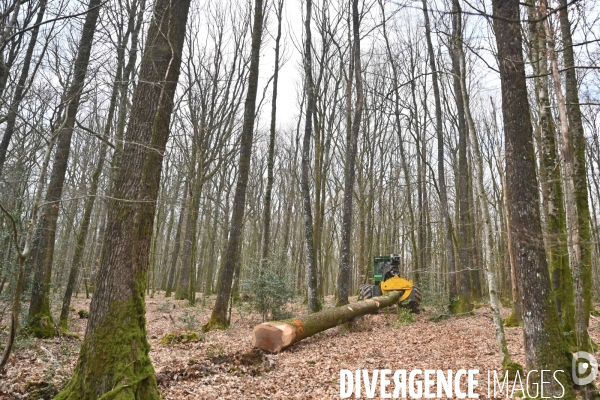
top-left (572, 351), bottom-right (598, 386)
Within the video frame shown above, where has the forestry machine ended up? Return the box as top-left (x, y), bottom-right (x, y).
top-left (358, 254), bottom-right (421, 313)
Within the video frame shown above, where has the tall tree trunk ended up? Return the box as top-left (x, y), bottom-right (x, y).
top-left (158, 193), bottom-right (176, 290)
top-left (261, 0), bottom-right (283, 263)
top-left (27, 0), bottom-right (103, 338)
top-left (175, 157), bottom-right (197, 301)
top-left (165, 193), bottom-right (186, 298)
top-left (378, 0), bottom-right (419, 286)
top-left (557, 0), bottom-right (594, 353)
top-left (337, 0), bottom-right (364, 306)
top-left (0, 0), bottom-right (47, 177)
top-left (58, 0), bottom-right (143, 329)
top-left (526, 1), bottom-right (574, 340)
top-left (176, 171), bottom-right (203, 304)
top-left (491, 101), bottom-right (521, 322)
top-left (203, 0), bottom-right (264, 331)
top-left (205, 172), bottom-right (225, 295)
top-left (300, 0), bottom-right (320, 313)
top-left (452, 1), bottom-right (515, 371)
top-left (449, 0), bottom-right (473, 313)
top-left (0, 125), bottom-right (57, 371)
top-left (421, 0), bottom-right (457, 305)
top-left (491, 0), bottom-right (573, 396)
top-left (56, 0), bottom-right (191, 397)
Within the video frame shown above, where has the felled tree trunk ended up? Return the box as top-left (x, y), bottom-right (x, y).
top-left (252, 291), bottom-right (401, 352)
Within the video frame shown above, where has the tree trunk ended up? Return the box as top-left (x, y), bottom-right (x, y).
top-left (491, 0), bottom-right (573, 396)
top-left (300, 0), bottom-right (320, 314)
top-left (490, 102), bottom-right (521, 323)
top-left (252, 291), bottom-right (402, 352)
top-left (204, 0), bottom-right (264, 331)
top-left (526, 1), bottom-right (574, 341)
top-left (261, 0), bottom-right (283, 263)
top-left (27, 0), bottom-right (103, 338)
top-left (166, 189), bottom-right (187, 298)
top-left (557, 0), bottom-right (594, 354)
top-left (176, 172), bottom-right (196, 301)
top-left (453, 1), bottom-right (514, 371)
top-left (58, 0), bottom-right (143, 330)
top-left (0, 128), bottom-right (57, 371)
top-left (337, 0), bottom-right (364, 306)
top-left (449, 0), bottom-right (473, 313)
top-left (421, 0), bottom-right (457, 305)
top-left (176, 173), bottom-right (203, 303)
top-left (56, 0), bottom-right (191, 397)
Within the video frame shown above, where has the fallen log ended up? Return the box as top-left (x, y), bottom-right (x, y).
top-left (252, 291), bottom-right (402, 352)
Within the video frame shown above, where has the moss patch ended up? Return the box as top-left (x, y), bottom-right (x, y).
top-left (503, 312), bottom-right (522, 327)
top-left (448, 295), bottom-right (474, 315)
top-left (159, 331), bottom-right (204, 345)
top-left (25, 314), bottom-right (57, 339)
top-left (502, 360), bottom-right (524, 381)
top-left (26, 381), bottom-right (58, 399)
top-left (78, 309), bottom-right (89, 319)
top-left (202, 316), bottom-right (229, 332)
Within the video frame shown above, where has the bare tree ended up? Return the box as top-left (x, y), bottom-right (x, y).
top-left (491, 0), bottom-right (573, 395)
top-left (204, 0), bottom-right (264, 330)
top-left (27, 0), bottom-right (103, 338)
top-left (336, 0), bottom-right (364, 306)
top-left (56, 0), bottom-right (191, 396)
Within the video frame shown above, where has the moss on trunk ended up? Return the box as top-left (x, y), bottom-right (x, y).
top-left (56, 297), bottom-right (158, 400)
top-left (449, 295), bottom-right (474, 315)
top-left (25, 306), bottom-right (57, 339)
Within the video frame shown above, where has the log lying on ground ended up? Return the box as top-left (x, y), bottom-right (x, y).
top-left (252, 291), bottom-right (402, 352)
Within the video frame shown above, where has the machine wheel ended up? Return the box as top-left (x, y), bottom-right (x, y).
top-left (401, 284), bottom-right (422, 313)
top-left (359, 284), bottom-right (374, 300)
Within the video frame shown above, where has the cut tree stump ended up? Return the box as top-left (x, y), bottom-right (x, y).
top-left (252, 291), bottom-right (402, 352)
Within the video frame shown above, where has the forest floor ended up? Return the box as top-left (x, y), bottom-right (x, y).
top-left (0, 293), bottom-right (599, 399)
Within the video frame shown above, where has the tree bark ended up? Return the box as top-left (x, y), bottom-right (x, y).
top-left (526, 0), bottom-right (575, 340)
top-left (449, 0), bottom-right (473, 313)
top-left (557, 0), bottom-right (594, 354)
top-left (56, 0), bottom-right (191, 397)
top-left (58, 0), bottom-right (143, 329)
top-left (337, 0), bottom-right (364, 306)
top-left (165, 193), bottom-right (186, 298)
top-left (261, 0), bottom-right (283, 263)
top-left (252, 291), bottom-right (402, 352)
top-left (204, 0), bottom-right (264, 331)
top-left (491, 0), bottom-right (573, 396)
top-left (300, 0), bottom-right (320, 313)
top-left (27, 0), bottom-right (103, 338)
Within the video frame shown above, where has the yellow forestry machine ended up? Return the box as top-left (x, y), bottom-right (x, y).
top-left (358, 254), bottom-right (422, 313)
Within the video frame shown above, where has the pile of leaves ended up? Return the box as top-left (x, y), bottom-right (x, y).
top-left (156, 348), bottom-right (276, 387)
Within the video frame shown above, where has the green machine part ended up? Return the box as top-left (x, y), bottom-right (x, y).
top-left (372, 255), bottom-right (391, 285)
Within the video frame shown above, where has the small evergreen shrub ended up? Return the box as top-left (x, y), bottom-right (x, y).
top-left (178, 309), bottom-right (197, 331)
top-left (243, 254), bottom-right (294, 321)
